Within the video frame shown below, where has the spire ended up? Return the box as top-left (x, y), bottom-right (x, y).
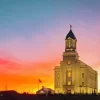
top-left (65, 25), bottom-right (76, 40)
top-left (70, 25), bottom-right (72, 30)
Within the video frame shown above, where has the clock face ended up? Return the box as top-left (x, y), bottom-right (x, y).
top-left (67, 60), bottom-right (71, 65)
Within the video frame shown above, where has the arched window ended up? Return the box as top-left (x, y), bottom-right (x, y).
top-left (67, 60), bottom-right (71, 65)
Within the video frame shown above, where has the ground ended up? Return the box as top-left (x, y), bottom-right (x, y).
top-left (0, 91), bottom-right (100, 100)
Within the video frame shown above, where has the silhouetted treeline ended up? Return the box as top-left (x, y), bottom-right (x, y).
top-left (0, 90), bottom-right (100, 100)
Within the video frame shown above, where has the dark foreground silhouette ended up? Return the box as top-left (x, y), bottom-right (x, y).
top-left (0, 90), bottom-right (100, 100)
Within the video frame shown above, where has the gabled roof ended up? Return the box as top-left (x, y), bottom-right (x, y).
top-left (36, 87), bottom-right (54, 94)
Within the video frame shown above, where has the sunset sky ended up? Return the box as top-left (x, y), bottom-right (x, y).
top-left (0, 0), bottom-right (100, 93)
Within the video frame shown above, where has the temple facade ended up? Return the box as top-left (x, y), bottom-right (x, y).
top-left (54, 26), bottom-right (98, 94)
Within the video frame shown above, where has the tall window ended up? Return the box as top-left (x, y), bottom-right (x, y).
top-left (82, 73), bottom-right (84, 78)
top-left (68, 81), bottom-right (71, 85)
top-left (66, 41), bottom-right (69, 48)
top-left (82, 82), bottom-right (84, 86)
top-left (68, 41), bottom-right (71, 48)
top-left (57, 82), bottom-right (59, 86)
top-left (72, 41), bottom-right (74, 48)
top-left (68, 72), bottom-right (71, 77)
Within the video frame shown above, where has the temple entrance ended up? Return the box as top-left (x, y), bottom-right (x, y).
top-left (66, 88), bottom-right (71, 94)
top-left (67, 89), bottom-right (71, 94)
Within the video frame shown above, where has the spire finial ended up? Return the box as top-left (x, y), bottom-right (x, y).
top-left (70, 25), bottom-right (72, 30)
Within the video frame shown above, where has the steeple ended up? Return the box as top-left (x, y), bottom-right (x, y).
top-left (65, 25), bottom-right (76, 40)
top-left (70, 25), bottom-right (72, 30)
top-left (65, 25), bottom-right (77, 51)
top-left (63, 25), bottom-right (79, 61)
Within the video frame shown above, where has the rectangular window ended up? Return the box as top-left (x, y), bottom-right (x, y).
top-left (68, 72), bottom-right (71, 77)
top-left (82, 73), bottom-right (84, 78)
top-left (68, 81), bottom-right (71, 85)
top-left (68, 41), bottom-right (71, 48)
top-left (82, 82), bottom-right (84, 86)
top-left (57, 82), bottom-right (59, 86)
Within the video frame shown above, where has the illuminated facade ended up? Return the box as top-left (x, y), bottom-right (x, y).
top-left (54, 26), bottom-right (98, 94)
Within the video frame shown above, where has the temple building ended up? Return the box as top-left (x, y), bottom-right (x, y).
top-left (54, 26), bottom-right (98, 94)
